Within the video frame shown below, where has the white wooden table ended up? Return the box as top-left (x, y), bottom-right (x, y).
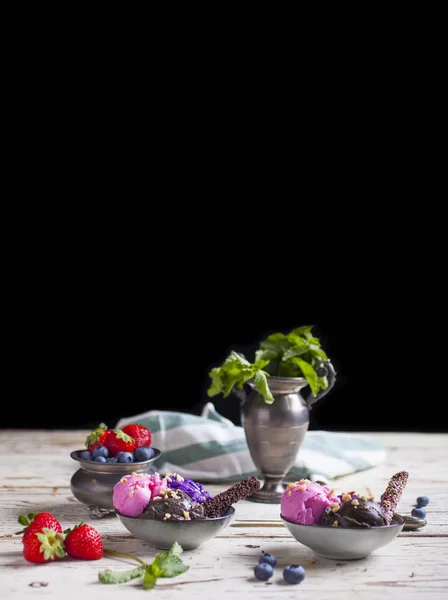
top-left (0, 430), bottom-right (447, 599)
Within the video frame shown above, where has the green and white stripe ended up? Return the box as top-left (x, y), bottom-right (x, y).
top-left (116, 402), bottom-right (385, 484)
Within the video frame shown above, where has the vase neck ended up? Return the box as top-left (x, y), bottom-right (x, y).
top-left (251, 376), bottom-right (308, 394)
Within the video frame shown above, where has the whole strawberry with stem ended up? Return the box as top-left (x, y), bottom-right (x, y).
top-left (121, 423), bottom-right (152, 448)
top-left (64, 522), bottom-right (103, 560)
top-left (85, 423), bottom-right (112, 452)
top-left (23, 525), bottom-right (65, 563)
top-left (106, 428), bottom-right (136, 456)
top-left (17, 512), bottom-right (63, 538)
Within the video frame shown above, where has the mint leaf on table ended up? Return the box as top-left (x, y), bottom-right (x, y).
top-left (99, 541), bottom-right (189, 590)
top-left (99, 565), bottom-right (145, 584)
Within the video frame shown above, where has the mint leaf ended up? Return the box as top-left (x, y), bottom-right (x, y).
top-left (98, 565), bottom-right (145, 584)
top-left (142, 568), bottom-right (158, 590)
top-left (291, 357), bottom-right (319, 396)
top-left (254, 370), bottom-right (275, 404)
top-left (99, 542), bottom-right (188, 589)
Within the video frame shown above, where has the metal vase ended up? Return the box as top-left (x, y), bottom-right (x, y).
top-left (239, 362), bottom-right (336, 503)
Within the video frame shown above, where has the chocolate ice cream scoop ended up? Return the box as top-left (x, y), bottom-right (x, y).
top-left (142, 489), bottom-right (205, 521)
top-left (319, 495), bottom-right (388, 528)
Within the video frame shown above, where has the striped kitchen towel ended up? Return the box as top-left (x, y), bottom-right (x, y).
top-left (116, 403), bottom-right (386, 484)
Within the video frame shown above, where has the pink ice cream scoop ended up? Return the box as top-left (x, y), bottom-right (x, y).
top-left (113, 472), bottom-right (167, 517)
top-left (281, 479), bottom-right (341, 525)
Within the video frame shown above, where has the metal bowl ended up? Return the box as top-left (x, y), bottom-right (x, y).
top-left (280, 513), bottom-right (405, 560)
top-left (116, 506), bottom-right (235, 550)
top-left (70, 448), bottom-right (162, 510)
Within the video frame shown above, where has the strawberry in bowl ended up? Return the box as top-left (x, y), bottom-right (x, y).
top-left (70, 422), bottom-right (161, 512)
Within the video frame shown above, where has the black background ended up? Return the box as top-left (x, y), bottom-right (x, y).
top-left (4, 259), bottom-right (446, 433)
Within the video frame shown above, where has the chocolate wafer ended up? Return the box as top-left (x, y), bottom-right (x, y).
top-left (203, 476), bottom-right (261, 518)
top-left (380, 470), bottom-right (409, 524)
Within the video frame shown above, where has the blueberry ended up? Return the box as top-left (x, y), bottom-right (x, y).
top-left (79, 450), bottom-right (92, 461)
top-left (92, 445), bottom-right (109, 459)
top-left (106, 457), bottom-right (118, 463)
top-left (259, 553), bottom-right (277, 568)
top-left (411, 507), bottom-right (427, 519)
top-left (416, 496), bottom-right (430, 507)
top-left (93, 455), bottom-right (107, 462)
top-left (283, 565), bottom-right (306, 585)
top-left (134, 446), bottom-right (155, 461)
top-left (254, 563), bottom-right (273, 581)
top-left (116, 451), bottom-right (134, 463)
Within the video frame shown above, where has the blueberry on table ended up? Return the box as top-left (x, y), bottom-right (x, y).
top-left (134, 446), bottom-right (155, 461)
top-left (254, 563), bottom-right (273, 581)
top-left (116, 451), bottom-right (134, 463)
top-left (416, 496), bottom-right (430, 507)
top-left (92, 445), bottom-right (109, 459)
top-left (283, 565), bottom-right (306, 585)
top-left (259, 552), bottom-right (277, 568)
top-left (411, 507), bottom-right (427, 519)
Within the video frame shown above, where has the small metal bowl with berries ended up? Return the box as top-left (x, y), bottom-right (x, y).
top-left (70, 423), bottom-right (161, 515)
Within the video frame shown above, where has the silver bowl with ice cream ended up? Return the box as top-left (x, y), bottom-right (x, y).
top-left (116, 506), bottom-right (235, 550)
top-left (281, 512), bottom-right (405, 560)
top-left (279, 472), bottom-right (409, 560)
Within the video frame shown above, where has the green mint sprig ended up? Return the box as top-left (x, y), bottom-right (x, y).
top-left (99, 541), bottom-right (189, 590)
top-left (207, 325), bottom-right (330, 403)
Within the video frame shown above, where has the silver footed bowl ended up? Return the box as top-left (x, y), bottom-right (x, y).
top-left (281, 512), bottom-right (405, 560)
top-left (70, 448), bottom-right (162, 515)
top-left (116, 506), bottom-right (235, 550)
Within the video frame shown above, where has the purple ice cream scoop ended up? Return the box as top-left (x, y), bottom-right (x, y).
top-left (165, 473), bottom-right (212, 503)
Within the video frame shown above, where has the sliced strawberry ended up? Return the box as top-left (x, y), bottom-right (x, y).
top-left (85, 423), bottom-right (111, 452)
top-left (121, 423), bottom-right (152, 448)
top-left (22, 526), bottom-right (65, 563)
top-left (105, 429), bottom-right (136, 456)
top-left (64, 522), bottom-right (103, 560)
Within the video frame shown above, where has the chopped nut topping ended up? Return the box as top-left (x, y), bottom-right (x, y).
top-left (152, 496), bottom-right (162, 501)
top-left (327, 489), bottom-right (335, 497)
top-left (176, 474), bottom-right (184, 482)
top-left (368, 496), bottom-right (375, 501)
top-left (361, 496), bottom-right (367, 501)
top-left (182, 511), bottom-right (191, 520)
top-left (120, 477), bottom-right (127, 484)
top-left (287, 491), bottom-right (292, 497)
top-left (131, 472), bottom-right (138, 477)
top-left (299, 485), bottom-right (307, 492)
top-left (342, 494), bottom-right (351, 502)
top-left (135, 484), bottom-right (140, 490)
top-left (351, 499), bottom-right (360, 506)
top-left (166, 476), bottom-right (172, 482)
top-left (332, 521), bottom-right (339, 527)
top-left (129, 491), bottom-right (135, 498)
top-left (287, 482), bottom-right (297, 489)
top-left (163, 513), bottom-right (171, 520)
top-left (331, 504), bottom-right (340, 512)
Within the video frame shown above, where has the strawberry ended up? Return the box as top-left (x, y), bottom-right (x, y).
top-left (22, 525), bottom-right (65, 563)
top-left (17, 512), bottom-right (63, 539)
top-left (64, 522), bottom-right (103, 560)
top-left (121, 423), bottom-right (152, 448)
top-left (85, 423), bottom-right (112, 452)
top-left (105, 428), bottom-right (136, 456)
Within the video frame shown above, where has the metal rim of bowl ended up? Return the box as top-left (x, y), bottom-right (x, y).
top-left (70, 448), bottom-right (162, 472)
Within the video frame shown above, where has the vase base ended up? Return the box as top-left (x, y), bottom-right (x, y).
top-left (247, 480), bottom-right (284, 504)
